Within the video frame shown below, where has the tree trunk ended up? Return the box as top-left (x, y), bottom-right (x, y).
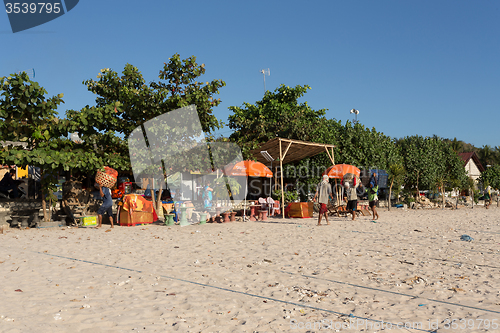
top-left (471, 189), bottom-right (474, 209)
top-left (388, 178), bottom-right (394, 211)
top-left (441, 181), bottom-right (445, 210)
top-left (42, 198), bottom-right (48, 222)
top-left (415, 171), bottom-right (420, 200)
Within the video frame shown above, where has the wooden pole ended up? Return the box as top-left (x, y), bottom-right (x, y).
top-left (280, 139), bottom-right (285, 218)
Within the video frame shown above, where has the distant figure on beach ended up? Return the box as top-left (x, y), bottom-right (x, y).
top-left (367, 182), bottom-right (380, 220)
top-left (203, 181), bottom-right (213, 209)
top-left (96, 183), bottom-right (114, 229)
top-left (484, 185), bottom-right (492, 209)
top-left (313, 175), bottom-right (334, 226)
top-left (344, 180), bottom-right (358, 221)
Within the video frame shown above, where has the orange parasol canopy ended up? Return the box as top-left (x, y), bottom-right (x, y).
top-left (224, 160), bottom-right (273, 178)
top-left (323, 164), bottom-right (360, 179)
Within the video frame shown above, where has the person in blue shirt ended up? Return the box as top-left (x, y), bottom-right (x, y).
top-left (96, 183), bottom-right (114, 228)
top-left (202, 181), bottom-right (213, 209)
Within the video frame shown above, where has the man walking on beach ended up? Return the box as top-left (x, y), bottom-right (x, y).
top-left (96, 183), bottom-right (114, 229)
top-left (344, 182), bottom-right (358, 221)
top-left (313, 175), bottom-right (334, 226)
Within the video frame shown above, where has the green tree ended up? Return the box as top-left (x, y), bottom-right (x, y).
top-left (478, 145), bottom-right (494, 168)
top-left (0, 73), bottom-right (99, 221)
top-left (398, 135), bottom-right (467, 199)
top-left (228, 84), bottom-right (327, 159)
top-left (332, 121), bottom-right (401, 171)
top-left (67, 54), bottom-right (226, 173)
top-left (479, 164), bottom-right (500, 190)
top-left (387, 163), bottom-right (405, 210)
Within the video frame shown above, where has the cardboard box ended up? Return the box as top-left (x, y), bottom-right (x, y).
top-left (80, 216), bottom-right (97, 226)
top-left (119, 211), bottom-right (154, 226)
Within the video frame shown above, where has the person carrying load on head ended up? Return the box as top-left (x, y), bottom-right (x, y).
top-left (313, 175), bottom-right (334, 226)
top-left (343, 175), bottom-right (358, 221)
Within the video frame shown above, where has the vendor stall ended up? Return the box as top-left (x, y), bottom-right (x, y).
top-left (119, 194), bottom-right (156, 226)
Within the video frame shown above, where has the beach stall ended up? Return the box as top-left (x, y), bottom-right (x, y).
top-left (119, 194), bottom-right (156, 226)
top-left (251, 138), bottom-right (335, 219)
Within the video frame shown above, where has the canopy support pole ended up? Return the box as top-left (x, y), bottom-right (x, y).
top-left (280, 139), bottom-right (292, 218)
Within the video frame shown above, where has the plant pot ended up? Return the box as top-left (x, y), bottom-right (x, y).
top-left (165, 214), bottom-right (175, 226)
top-left (222, 211), bottom-right (230, 223)
top-left (199, 213), bottom-right (207, 225)
top-left (230, 211), bottom-right (237, 222)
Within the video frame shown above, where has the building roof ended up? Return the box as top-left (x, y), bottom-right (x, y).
top-left (458, 152), bottom-right (485, 172)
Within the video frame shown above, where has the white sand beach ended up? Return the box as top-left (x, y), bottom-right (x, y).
top-left (1, 206), bottom-right (500, 332)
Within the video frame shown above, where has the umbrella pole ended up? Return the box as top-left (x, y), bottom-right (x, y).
top-left (243, 180), bottom-right (247, 220)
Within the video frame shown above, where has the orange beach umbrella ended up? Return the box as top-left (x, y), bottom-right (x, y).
top-left (323, 164), bottom-right (360, 179)
top-left (224, 160), bottom-right (273, 178)
top-left (223, 160), bottom-right (272, 220)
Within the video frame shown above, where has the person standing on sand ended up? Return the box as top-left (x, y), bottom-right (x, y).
top-left (96, 183), bottom-right (114, 229)
top-left (344, 181), bottom-right (358, 221)
top-left (484, 185), bottom-right (492, 209)
top-left (367, 182), bottom-right (380, 220)
top-left (313, 175), bottom-right (334, 226)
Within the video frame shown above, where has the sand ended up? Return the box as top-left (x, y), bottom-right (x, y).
top-left (1, 206), bottom-right (500, 332)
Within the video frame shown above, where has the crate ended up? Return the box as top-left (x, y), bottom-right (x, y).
top-left (286, 202), bottom-right (313, 218)
top-left (119, 211), bottom-right (154, 226)
top-left (80, 216), bottom-right (97, 226)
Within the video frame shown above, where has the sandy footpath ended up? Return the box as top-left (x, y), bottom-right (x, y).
top-left (1, 206), bottom-right (500, 333)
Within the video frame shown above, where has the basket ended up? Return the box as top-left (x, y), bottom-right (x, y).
top-left (96, 166), bottom-right (118, 188)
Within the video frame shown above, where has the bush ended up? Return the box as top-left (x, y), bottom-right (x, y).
top-left (272, 189), bottom-right (298, 204)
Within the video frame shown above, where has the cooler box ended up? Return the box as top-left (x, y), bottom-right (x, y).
top-left (80, 216), bottom-right (97, 226)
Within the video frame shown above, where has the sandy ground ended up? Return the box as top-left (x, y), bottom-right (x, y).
top-left (1, 206), bottom-right (500, 333)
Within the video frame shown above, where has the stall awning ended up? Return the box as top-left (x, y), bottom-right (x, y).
top-left (251, 138), bottom-right (335, 165)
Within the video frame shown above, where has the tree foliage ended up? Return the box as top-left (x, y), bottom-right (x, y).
top-left (66, 54), bottom-right (226, 172)
top-left (0, 73), bottom-right (101, 220)
top-left (479, 164), bottom-right (500, 189)
top-left (228, 84), bottom-right (327, 159)
top-left (397, 135), bottom-right (468, 195)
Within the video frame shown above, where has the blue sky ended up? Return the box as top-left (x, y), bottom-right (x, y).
top-left (1, 0), bottom-right (499, 148)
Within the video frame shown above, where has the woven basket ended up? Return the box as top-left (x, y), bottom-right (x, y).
top-left (96, 167), bottom-right (118, 188)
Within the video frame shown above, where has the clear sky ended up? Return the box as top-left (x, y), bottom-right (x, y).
top-left (1, 0), bottom-right (499, 148)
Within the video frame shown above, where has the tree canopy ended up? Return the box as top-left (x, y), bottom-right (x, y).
top-left (66, 54), bottom-right (226, 172)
